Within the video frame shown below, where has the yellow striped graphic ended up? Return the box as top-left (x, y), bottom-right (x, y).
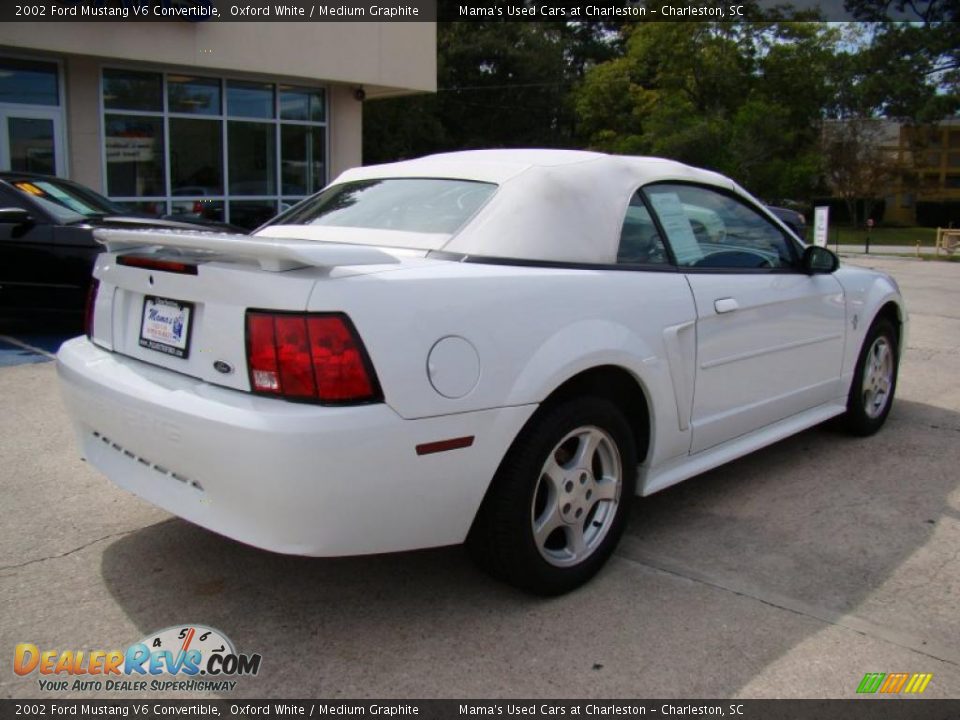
top-left (903, 673), bottom-right (933, 694)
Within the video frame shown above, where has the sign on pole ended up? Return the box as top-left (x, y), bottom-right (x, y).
top-left (813, 206), bottom-right (830, 247)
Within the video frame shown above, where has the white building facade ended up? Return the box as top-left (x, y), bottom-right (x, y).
top-left (0, 22), bottom-right (436, 228)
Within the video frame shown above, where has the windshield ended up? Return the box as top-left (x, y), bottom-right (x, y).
top-left (10, 179), bottom-right (124, 223)
top-left (271, 178), bottom-right (496, 235)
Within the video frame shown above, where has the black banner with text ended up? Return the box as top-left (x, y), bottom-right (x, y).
top-left (1, 700), bottom-right (959, 720)
top-left (0, 0), bottom-right (940, 23)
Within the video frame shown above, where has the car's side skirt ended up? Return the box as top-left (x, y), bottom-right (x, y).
top-left (639, 401), bottom-right (847, 496)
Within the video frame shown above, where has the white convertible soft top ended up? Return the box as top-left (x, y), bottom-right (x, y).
top-left (270, 150), bottom-right (753, 264)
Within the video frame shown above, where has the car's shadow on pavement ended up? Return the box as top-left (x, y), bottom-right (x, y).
top-left (0, 318), bottom-right (79, 365)
top-left (98, 399), bottom-right (960, 698)
top-left (625, 399), bottom-right (960, 618)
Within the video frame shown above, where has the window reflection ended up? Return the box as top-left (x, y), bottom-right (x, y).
top-left (278, 179), bottom-right (496, 234)
top-left (229, 200), bottom-right (278, 230)
top-left (103, 69), bottom-right (161, 112)
top-left (99, 69), bottom-right (325, 227)
top-left (281, 125), bottom-right (324, 195)
top-left (105, 115), bottom-right (165, 197)
top-left (8, 118), bottom-right (56, 174)
top-left (170, 199), bottom-right (224, 224)
top-left (229, 121), bottom-right (275, 195)
top-left (0, 58), bottom-right (59, 106)
top-left (227, 81), bottom-right (274, 119)
top-left (279, 85), bottom-right (325, 122)
top-left (168, 75), bottom-right (221, 115)
top-left (170, 118), bottom-right (222, 195)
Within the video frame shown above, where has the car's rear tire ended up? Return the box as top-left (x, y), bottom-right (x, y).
top-left (467, 396), bottom-right (637, 595)
top-left (842, 316), bottom-right (899, 436)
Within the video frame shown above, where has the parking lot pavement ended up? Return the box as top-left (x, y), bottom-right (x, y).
top-left (1, 255), bottom-right (958, 700)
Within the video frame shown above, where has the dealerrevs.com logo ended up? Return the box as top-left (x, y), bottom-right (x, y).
top-left (14, 625), bottom-right (262, 693)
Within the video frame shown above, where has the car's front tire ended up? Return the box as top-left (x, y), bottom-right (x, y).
top-left (467, 396), bottom-right (637, 595)
top-left (842, 316), bottom-right (899, 436)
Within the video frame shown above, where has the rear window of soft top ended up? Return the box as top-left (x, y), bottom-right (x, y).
top-left (269, 178), bottom-right (496, 235)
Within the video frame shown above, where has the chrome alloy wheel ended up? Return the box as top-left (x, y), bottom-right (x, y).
top-left (862, 335), bottom-right (894, 420)
top-left (531, 425), bottom-right (622, 567)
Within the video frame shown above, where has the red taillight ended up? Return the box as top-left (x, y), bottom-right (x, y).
top-left (275, 316), bottom-right (316, 398)
top-left (306, 316), bottom-right (377, 401)
top-left (245, 311), bottom-right (381, 404)
top-left (247, 314), bottom-right (280, 394)
top-left (118, 255), bottom-right (198, 275)
top-left (84, 279), bottom-right (99, 339)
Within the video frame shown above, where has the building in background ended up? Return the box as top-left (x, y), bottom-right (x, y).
top-left (0, 23), bottom-right (435, 229)
top-left (885, 118), bottom-right (960, 227)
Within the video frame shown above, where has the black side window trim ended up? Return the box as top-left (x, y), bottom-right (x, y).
top-left (616, 188), bottom-right (679, 268)
top-left (640, 181), bottom-right (802, 274)
top-left (426, 250), bottom-right (681, 273)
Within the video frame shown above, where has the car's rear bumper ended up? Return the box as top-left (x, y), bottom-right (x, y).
top-left (57, 337), bottom-right (536, 556)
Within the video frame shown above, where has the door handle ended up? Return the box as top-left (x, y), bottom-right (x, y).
top-left (714, 297), bottom-right (739, 314)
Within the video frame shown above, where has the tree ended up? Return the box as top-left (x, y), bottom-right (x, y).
top-left (821, 118), bottom-right (899, 225)
top-left (364, 22), bottom-right (622, 164)
top-left (840, 1), bottom-right (959, 120)
top-left (574, 21), bottom-right (836, 199)
top-left (822, 13), bottom-right (959, 226)
top-left (364, 12), bottom-right (957, 216)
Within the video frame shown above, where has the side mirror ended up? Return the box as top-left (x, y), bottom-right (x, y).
top-left (801, 245), bottom-right (839, 274)
top-left (0, 207), bottom-right (33, 226)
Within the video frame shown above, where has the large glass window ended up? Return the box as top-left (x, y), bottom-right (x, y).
top-left (101, 69), bottom-right (327, 230)
top-left (0, 58), bottom-right (65, 176)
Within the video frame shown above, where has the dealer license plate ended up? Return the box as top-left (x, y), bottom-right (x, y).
top-left (139, 296), bottom-right (193, 359)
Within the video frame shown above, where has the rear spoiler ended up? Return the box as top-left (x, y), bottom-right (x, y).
top-left (94, 228), bottom-right (400, 272)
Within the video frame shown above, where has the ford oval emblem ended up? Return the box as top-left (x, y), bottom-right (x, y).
top-left (213, 360), bottom-right (233, 375)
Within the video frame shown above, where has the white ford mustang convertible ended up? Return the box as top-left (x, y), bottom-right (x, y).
top-left (57, 150), bottom-right (905, 594)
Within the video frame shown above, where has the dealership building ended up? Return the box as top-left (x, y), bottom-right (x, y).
top-left (0, 22), bottom-right (436, 228)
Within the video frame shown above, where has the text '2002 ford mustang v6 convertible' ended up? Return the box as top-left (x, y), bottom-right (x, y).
top-left (57, 150), bottom-right (905, 595)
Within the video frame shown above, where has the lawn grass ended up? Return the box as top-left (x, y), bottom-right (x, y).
top-left (828, 225), bottom-right (938, 247)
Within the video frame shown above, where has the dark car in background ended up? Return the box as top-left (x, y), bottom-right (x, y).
top-left (767, 204), bottom-right (807, 240)
top-left (0, 173), bottom-right (243, 326)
